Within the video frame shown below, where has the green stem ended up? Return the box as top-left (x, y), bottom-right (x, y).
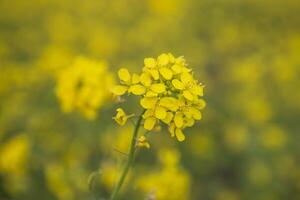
top-left (110, 110), bottom-right (145, 200)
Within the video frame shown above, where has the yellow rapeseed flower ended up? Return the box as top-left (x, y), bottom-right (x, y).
top-left (56, 56), bottom-right (114, 120)
top-left (112, 53), bottom-right (205, 142)
top-left (113, 108), bottom-right (134, 126)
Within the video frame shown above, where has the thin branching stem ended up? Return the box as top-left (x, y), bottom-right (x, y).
top-left (110, 110), bottom-right (145, 200)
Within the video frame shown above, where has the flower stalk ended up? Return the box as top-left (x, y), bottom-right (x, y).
top-left (110, 110), bottom-right (145, 200)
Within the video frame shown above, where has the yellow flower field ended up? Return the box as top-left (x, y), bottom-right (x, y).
top-left (0, 0), bottom-right (300, 199)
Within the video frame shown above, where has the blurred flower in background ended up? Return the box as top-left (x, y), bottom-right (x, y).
top-left (136, 148), bottom-right (191, 200)
top-left (0, 0), bottom-right (300, 199)
top-left (0, 135), bottom-right (30, 195)
top-left (56, 56), bottom-right (114, 119)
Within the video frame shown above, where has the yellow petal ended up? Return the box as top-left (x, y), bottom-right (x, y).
top-left (144, 58), bottom-right (156, 68)
top-left (161, 112), bottom-right (174, 124)
top-left (131, 73), bottom-right (140, 84)
top-left (112, 85), bottom-right (128, 95)
top-left (190, 107), bottom-right (202, 120)
top-left (159, 97), bottom-right (179, 111)
top-left (116, 108), bottom-right (125, 115)
top-left (157, 53), bottom-right (169, 66)
top-left (140, 97), bottom-right (157, 109)
top-left (145, 91), bottom-right (158, 97)
top-left (172, 79), bottom-right (184, 90)
top-left (140, 73), bottom-right (152, 87)
top-left (175, 128), bottom-right (185, 142)
top-left (155, 106), bottom-right (167, 119)
top-left (168, 53), bottom-right (175, 63)
top-left (159, 67), bottom-right (173, 80)
top-left (143, 109), bottom-right (154, 119)
top-left (168, 123), bottom-right (176, 137)
top-left (176, 56), bottom-right (186, 65)
top-left (181, 72), bottom-right (193, 84)
top-left (185, 118), bottom-right (195, 127)
top-left (150, 83), bottom-right (166, 93)
top-left (144, 117), bottom-right (156, 130)
top-left (182, 107), bottom-right (193, 118)
top-left (129, 84), bottom-right (146, 95)
top-left (171, 64), bottom-right (182, 74)
top-left (196, 99), bottom-right (206, 109)
top-left (113, 108), bottom-right (130, 126)
top-left (182, 66), bottom-right (192, 73)
top-left (118, 68), bottom-right (131, 82)
top-left (191, 85), bottom-right (204, 96)
top-left (183, 90), bottom-right (194, 101)
top-left (177, 98), bottom-right (186, 107)
top-left (174, 112), bottom-right (184, 128)
top-left (150, 69), bottom-right (160, 80)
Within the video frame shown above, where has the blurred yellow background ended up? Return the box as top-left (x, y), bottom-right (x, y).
top-left (0, 0), bottom-right (300, 199)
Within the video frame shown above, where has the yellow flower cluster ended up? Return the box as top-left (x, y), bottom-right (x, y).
top-left (112, 53), bottom-right (205, 141)
top-left (0, 135), bottom-right (30, 175)
top-left (135, 148), bottom-right (191, 200)
top-left (56, 57), bottom-right (114, 120)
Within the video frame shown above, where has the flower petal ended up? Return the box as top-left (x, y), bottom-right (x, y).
top-left (183, 90), bottom-right (194, 101)
top-left (171, 64), bottom-right (182, 74)
top-left (182, 107), bottom-right (193, 118)
top-left (129, 84), bottom-right (146, 95)
top-left (168, 123), bottom-right (176, 137)
top-left (113, 108), bottom-right (132, 126)
top-left (144, 117), bottom-right (156, 130)
top-left (172, 79), bottom-right (184, 90)
top-left (151, 83), bottom-right (166, 93)
top-left (159, 97), bottom-right (179, 111)
top-left (195, 99), bottom-right (206, 109)
top-left (145, 91), bottom-right (158, 97)
top-left (176, 56), bottom-right (186, 65)
top-left (175, 128), bottom-right (185, 142)
top-left (131, 73), bottom-right (140, 84)
top-left (181, 72), bottom-right (193, 84)
top-left (190, 107), bottom-right (202, 120)
top-left (140, 97), bottom-right (157, 109)
top-left (191, 85), bottom-right (204, 96)
top-left (157, 53), bottom-right (169, 66)
top-left (155, 106), bottom-right (167, 119)
top-left (150, 69), bottom-right (160, 80)
top-left (144, 58), bottom-right (156, 68)
top-left (174, 112), bottom-right (184, 128)
top-left (161, 112), bottom-right (174, 124)
top-left (185, 118), bottom-right (195, 127)
top-left (159, 67), bottom-right (173, 80)
top-left (168, 53), bottom-right (175, 63)
top-left (143, 109), bottom-right (154, 119)
top-left (140, 73), bottom-right (152, 87)
top-left (112, 85), bottom-right (128, 95)
top-left (118, 68), bottom-right (131, 82)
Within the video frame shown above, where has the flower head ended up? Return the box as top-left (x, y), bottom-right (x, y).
top-left (112, 53), bottom-right (205, 142)
top-left (113, 108), bottom-right (134, 126)
top-left (56, 56), bottom-right (114, 120)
